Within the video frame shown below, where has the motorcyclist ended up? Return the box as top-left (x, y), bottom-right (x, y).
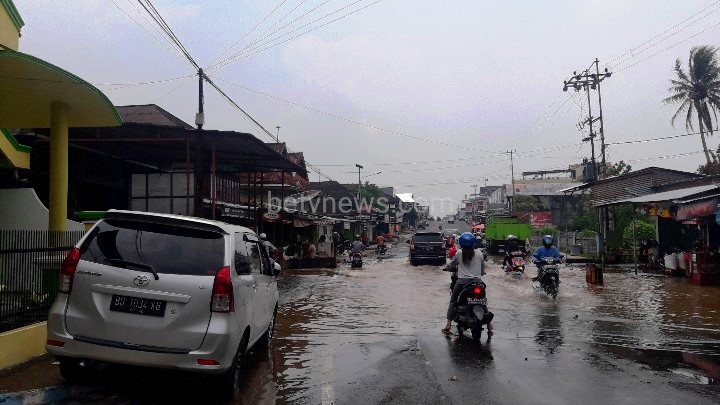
top-left (350, 235), bottom-right (365, 257)
top-left (531, 234), bottom-right (562, 281)
top-left (376, 234), bottom-right (386, 253)
top-left (259, 233), bottom-right (277, 257)
top-left (502, 235), bottom-right (525, 269)
top-left (442, 232), bottom-right (493, 335)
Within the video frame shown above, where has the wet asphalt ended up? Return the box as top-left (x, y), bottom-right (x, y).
top-left (2, 220), bottom-right (720, 404)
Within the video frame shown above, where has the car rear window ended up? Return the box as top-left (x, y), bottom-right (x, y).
top-left (80, 219), bottom-right (225, 276)
top-left (413, 234), bottom-right (443, 243)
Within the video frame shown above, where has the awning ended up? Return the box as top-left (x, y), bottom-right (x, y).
top-left (0, 50), bottom-right (121, 169)
top-left (597, 184), bottom-right (720, 207)
top-left (0, 50), bottom-right (121, 128)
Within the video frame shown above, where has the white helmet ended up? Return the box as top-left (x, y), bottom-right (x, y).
top-left (259, 233), bottom-right (267, 240)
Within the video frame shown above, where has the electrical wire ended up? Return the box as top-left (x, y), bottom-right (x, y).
top-left (211, 77), bottom-right (512, 155)
top-left (136, 0), bottom-right (200, 70)
top-left (208, 0), bottom-right (291, 68)
top-left (209, 0), bottom-right (383, 71)
top-left (607, 128), bottom-right (720, 145)
top-left (109, 0), bottom-right (195, 70)
top-left (606, 1), bottom-right (720, 66)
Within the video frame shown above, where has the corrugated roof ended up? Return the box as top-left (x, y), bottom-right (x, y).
top-left (604, 184), bottom-right (719, 205)
top-left (115, 104), bottom-right (193, 129)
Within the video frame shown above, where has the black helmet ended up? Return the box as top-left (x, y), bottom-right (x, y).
top-left (506, 235), bottom-right (518, 242)
top-left (542, 234), bottom-right (553, 248)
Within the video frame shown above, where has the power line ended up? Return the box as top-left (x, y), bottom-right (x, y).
top-left (605, 0), bottom-right (720, 67)
top-left (206, 77), bottom-right (337, 182)
top-left (135, 0), bottom-right (200, 70)
top-left (209, 0), bottom-right (383, 71)
top-left (211, 77), bottom-right (512, 155)
top-left (109, 0), bottom-right (195, 69)
top-left (607, 128), bottom-right (720, 145)
top-left (207, 0), bottom-right (291, 68)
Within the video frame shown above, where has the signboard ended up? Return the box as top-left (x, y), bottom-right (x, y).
top-left (676, 198), bottom-right (720, 221)
top-left (223, 207), bottom-right (253, 219)
top-left (344, 221), bottom-right (351, 230)
top-left (515, 211), bottom-right (553, 227)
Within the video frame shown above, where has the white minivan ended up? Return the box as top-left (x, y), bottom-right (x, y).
top-left (46, 210), bottom-right (280, 392)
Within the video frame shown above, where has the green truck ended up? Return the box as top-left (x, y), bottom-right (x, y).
top-left (483, 215), bottom-right (532, 254)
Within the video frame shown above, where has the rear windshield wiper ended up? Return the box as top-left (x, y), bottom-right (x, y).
top-left (103, 258), bottom-right (159, 280)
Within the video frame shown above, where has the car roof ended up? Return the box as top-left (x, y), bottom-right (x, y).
top-left (105, 210), bottom-right (254, 235)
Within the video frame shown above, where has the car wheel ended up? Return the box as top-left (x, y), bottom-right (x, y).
top-left (58, 357), bottom-right (91, 383)
top-left (223, 334), bottom-right (249, 396)
top-left (258, 306), bottom-right (277, 349)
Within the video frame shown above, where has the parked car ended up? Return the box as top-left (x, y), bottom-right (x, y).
top-left (408, 231), bottom-right (446, 266)
top-left (46, 210), bottom-right (281, 393)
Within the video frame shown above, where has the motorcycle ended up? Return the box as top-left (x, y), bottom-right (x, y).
top-left (337, 240), bottom-right (351, 255)
top-left (376, 244), bottom-right (387, 255)
top-left (453, 281), bottom-right (493, 341)
top-left (350, 252), bottom-right (363, 268)
top-left (503, 252), bottom-right (526, 273)
top-left (533, 256), bottom-right (563, 299)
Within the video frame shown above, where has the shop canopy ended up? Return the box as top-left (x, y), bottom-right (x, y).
top-left (596, 184), bottom-right (719, 206)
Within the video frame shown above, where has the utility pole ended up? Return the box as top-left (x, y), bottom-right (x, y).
top-left (193, 68), bottom-right (206, 217)
top-left (355, 163), bottom-right (363, 203)
top-left (275, 126), bottom-right (281, 143)
top-left (506, 150), bottom-right (516, 211)
top-left (563, 59), bottom-right (611, 179)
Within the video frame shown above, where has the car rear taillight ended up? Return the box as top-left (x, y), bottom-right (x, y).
top-left (211, 266), bottom-right (234, 312)
top-left (47, 339), bottom-right (65, 347)
top-left (59, 247), bottom-right (81, 293)
top-left (197, 359), bottom-right (219, 366)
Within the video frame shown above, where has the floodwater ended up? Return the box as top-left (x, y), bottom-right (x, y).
top-left (2, 240), bottom-right (720, 404)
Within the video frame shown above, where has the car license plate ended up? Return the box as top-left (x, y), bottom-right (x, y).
top-left (467, 297), bottom-right (487, 305)
top-left (110, 295), bottom-right (166, 317)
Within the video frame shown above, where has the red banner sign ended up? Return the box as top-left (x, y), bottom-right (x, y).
top-left (515, 211), bottom-right (553, 227)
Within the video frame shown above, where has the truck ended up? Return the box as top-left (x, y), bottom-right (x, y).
top-left (483, 215), bottom-right (532, 255)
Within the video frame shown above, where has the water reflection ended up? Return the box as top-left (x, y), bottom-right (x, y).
top-left (535, 313), bottom-right (563, 356)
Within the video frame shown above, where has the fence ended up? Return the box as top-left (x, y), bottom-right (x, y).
top-left (0, 230), bottom-right (85, 333)
top-left (529, 232), bottom-right (598, 256)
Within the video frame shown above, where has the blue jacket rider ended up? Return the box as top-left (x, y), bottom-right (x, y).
top-left (532, 235), bottom-right (562, 281)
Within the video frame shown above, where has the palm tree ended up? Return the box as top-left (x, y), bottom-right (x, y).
top-left (663, 46), bottom-right (720, 164)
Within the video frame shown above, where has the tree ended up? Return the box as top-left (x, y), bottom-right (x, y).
top-left (570, 194), bottom-right (597, 232)
top-left (663, 46), bottom-right (720, 164)
top-left (606, 161), bottom-right (632, 176)
top-left (622, 219), bottom-right (656, 248)
top-left (513, 195), bottom-right (544, 212)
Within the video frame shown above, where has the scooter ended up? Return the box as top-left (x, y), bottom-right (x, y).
top-left (533, 256), bottom-right (563, 299)
top-left (350, 252), bottom-right (363, 268)
top-left (453, 281), bottom-right (493, 342)
top-left (376, 244), bottom-right (387, 255)
top-left (503, 253), bottom-right (526, 273)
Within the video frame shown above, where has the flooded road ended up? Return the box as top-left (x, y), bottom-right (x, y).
top-left (2, 227), bottom-right (720, 404)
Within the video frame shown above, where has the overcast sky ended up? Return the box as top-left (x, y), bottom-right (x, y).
top-left (14, 0), bottom-right (720, 216)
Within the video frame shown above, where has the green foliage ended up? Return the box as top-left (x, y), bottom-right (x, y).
top-left (570, 195), bottom-right (597, 231)
top-left (663, 45), bottom-right (720, 164)
top-left (513, 195), bottom-right (544, 212)
top-left (606, 161), bottom-right (632, 176)
top-left (622, 219), bottom-right (656, 247)
top-left (533, 226), bottom-right (558, 235)
top-left (578, 229), bottom-right (597, 237)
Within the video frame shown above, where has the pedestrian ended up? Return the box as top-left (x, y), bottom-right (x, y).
top-left (361, 230), bottom-right (369, 247)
